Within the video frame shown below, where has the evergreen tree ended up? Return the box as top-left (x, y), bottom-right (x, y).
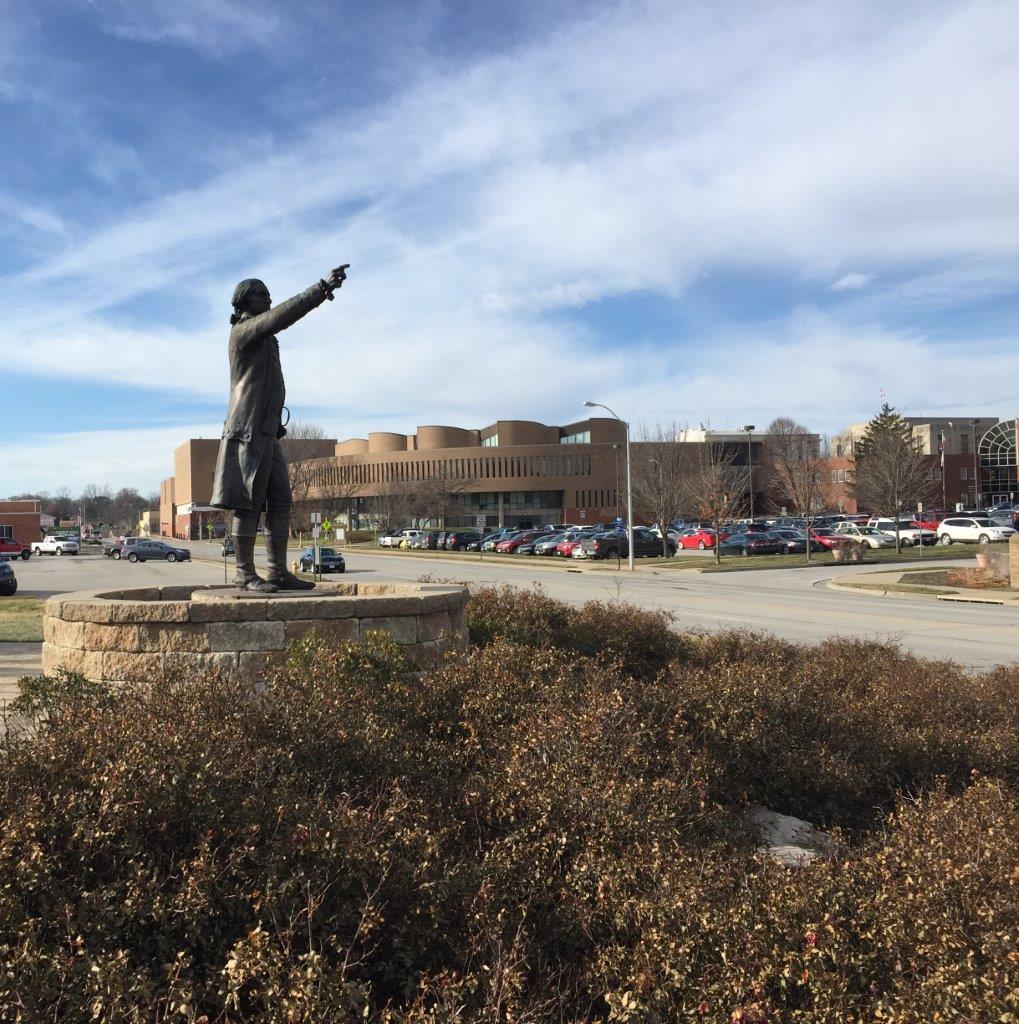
top-left (851, 404), bottom-right (934, 552)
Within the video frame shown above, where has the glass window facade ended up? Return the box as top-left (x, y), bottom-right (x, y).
top-left (560, 430), bottom-right (591, 445)
top-left (482, 434), bottom-right (499, 447)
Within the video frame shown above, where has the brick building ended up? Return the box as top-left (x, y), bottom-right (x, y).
top-left (0, 499), bottom-right (43, 546)
top-left (305, 418), bottom-right (629, 529)
top-left (161, 436), bottom-right (338, 539)
top-left (823, 415), bottom-right (1013, 513)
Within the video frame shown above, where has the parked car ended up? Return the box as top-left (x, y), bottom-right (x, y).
top-left (832, 523), bottom-right (896, 549)
top-left (866, 518), bottom-right (938, 546)
top-left (770, 528), bottom-right (825, 555)
top-left (220, 536), bottom-right (236, 557)
top-left (0, 561), bottom-right (16, 596)
top-left (495, 531), bottom-right (545, 554)
top-left (125, 540), bottom-right (191, 563)
top-left (377, 530), bottom-right (403, 547)
top-left (557, 534), bottom-right (585, 558)
top-left (937, 517), bottom-right (1016, 545)
top-left (676, 528), bottom-right (726, 550)
top-left (0, 538), bottom-right (31, 560)
top-left (105, 536), bottom-right (145, 560)
top-left (533, 533), bottom-right (567, 555)
top-left (32, 536), bottom-right (79, 556)
top-left (579, 527), bottom-right (676, 560)
top-left (717, 531), bottom-right (783, 556)
top-left (298, 546), bottom-right (346, 572)
top-left (445, 531), bottom-right (481, 551)
top-left (808, 527), bottom-right (844, 550)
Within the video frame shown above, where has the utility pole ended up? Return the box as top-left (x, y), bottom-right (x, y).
top-left (743, 425), bottom-right (756, 520)
top-left (585, 401), bottom-right (634, 571)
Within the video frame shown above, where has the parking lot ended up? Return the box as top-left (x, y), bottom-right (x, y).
top-left (2, 542), bottom-right (1017, 690)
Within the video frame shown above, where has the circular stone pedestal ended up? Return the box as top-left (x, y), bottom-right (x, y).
top-left (42, 582), bottom-right (469, 684)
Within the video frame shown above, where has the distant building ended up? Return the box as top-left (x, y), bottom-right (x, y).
top-left (824, 415), bottom-right (1014, 512)
top-left (161, 436), bottom-right (337, 539)
top-left (0, 500), bottom-right (43, 546)
top-left (306, 418), bottom-right (631, 528)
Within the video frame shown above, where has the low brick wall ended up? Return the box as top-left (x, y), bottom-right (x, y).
top-left (1010, 535), bottom-right (1019, 590)
top-left (42, 582), bottom-right (469, 683)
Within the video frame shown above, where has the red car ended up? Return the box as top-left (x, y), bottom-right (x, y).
top-left (809, 527), bottom-right (844, 550)
top-left (495, 531), bottom-right (542, 554)
top-left (676, 527), bottom-right (727, 550)
top-left (915, 511), bottom-right (948, 532)
top-left (0, 538), bottom-right (31, 560)
top-left (556, 536), bottom-right (584, 557)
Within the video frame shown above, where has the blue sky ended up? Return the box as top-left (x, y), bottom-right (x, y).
top-left (2, 0), bottom-right (1018, 495)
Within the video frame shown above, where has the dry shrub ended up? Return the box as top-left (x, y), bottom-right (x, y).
top-left (676, 632), bottom-right (1018, 827)
top-left (466, 584), bottom-right (692, 678)
top-left (1, 593), bottom-right (1016, 1021)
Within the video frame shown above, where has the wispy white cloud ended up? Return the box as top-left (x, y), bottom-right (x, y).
top-left (831, 273), bottom-right (872, 292)
top-left (3, 1), bottom-right (1019, 493)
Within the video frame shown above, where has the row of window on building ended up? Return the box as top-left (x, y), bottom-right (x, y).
top-left (313, 453), bottom-right (596, 490)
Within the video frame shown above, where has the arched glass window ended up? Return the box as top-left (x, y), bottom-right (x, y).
top-left (979, 421), bottom-right (1017, 468)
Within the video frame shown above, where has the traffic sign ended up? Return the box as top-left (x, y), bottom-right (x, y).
top-left (311, 512), bottom-right (322, 525)
top-left (475, 514), bottom-right (486, 529)
top-left (579, 509), bottom-right (586, 520)
top-left (311, 526), bottom-right (321, 539)
top-left (322, 518), bottom-right (333, 532)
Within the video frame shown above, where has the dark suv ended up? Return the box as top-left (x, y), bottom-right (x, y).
top-left (580, 527), bottom-right (676, 559)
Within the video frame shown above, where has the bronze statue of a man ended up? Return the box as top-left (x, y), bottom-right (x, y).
top-left (211, 265), bottom-right (348, 592)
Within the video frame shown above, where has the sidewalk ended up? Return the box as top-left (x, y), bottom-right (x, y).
top-left (0, 641), bottom-right (42, 707)
top-left (828, 568), bottom-right (1019, 605)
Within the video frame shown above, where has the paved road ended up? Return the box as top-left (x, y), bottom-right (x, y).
top-left (3, 546), bottom-right (1018, 684)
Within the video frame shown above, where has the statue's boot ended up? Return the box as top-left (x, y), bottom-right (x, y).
top-left (265, 514), bottom-right (314, 591)
top-left (232, 528), bottom-right (278, 593)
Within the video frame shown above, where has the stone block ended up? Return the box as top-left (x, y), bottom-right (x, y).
top-left (416, 611), bottom-right (450, 642)
top-left (114, 588), bottom-right (162, 601)
top-left (285, 618), bottom-right (360, 644)
top-left (83, 623), bottom-right (141, 653)
top-left (56, 647), bottom-right (105, 679)
top-left (102, 651), bottom-right (164, 683)
top-left (163, 652), bottom-right (238, 678)
top-left (108, 601), bottom-right (191, 624)
top-left (357, 596), bottom-right (422, 617)
top-left (43, 618), bottom-right (85, 648)
top-left (159, 585), bottom-right (198, 600)
top-left (449, 605), bottom-right (466, 634)
top-left (359, 615), bottom-right (417, 644)
top-left (208, 620), bottom-right (286, 653)
top-left (357, 583), bottom-right (398, 596)
top-left (236, 650), bottom-right (279, 682)
top-left (41, 642), bottom-right (62, 675)
top-left (266, 596), bottom-right (355, 620)
top-left (403, 641), bottom-right (439, 671)
top-left (58, 600), bottom-right (117, 624)
top-left (1010, 535), bottom-right (1019, 590)
top-left (189, 600), bottom-right (268, 623)
top-left (136, 624), bottom-right (210, 653)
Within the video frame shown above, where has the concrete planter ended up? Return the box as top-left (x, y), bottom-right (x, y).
top-left (42, 582), bottom-right (469, 684)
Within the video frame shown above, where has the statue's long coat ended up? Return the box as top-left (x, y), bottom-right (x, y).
top-left (211, 282), bottom-right (329, 511)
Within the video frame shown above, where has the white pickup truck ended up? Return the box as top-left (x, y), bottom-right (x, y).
top-left (31, 536), bottom-right (80, 556)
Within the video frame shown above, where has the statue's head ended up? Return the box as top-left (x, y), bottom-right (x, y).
top-left (230, 278), bottom-right (271, 323)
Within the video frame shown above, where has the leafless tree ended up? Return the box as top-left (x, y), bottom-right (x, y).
top-left (851, 404), bottom-right (936, 552)
top-left (279, 422), bottom-right (335, 532)
top-left (631, 422), bottom-right (693, 556)
top-left (763, 417), bottom-right (826, 561)
top-left (363, 483), bottom-right (417, 532)
top-left (680, 441), bottom-right (748, 563)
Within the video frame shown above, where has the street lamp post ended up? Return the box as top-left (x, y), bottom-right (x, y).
top-left (743, 425), bottom-right (756, 521)
top-left (584, 401), bottom-right (634, 571)
top-left (971, 419), bottom-right (981, 507)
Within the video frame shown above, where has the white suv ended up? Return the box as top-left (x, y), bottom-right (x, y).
top-left (937, 517), bottom-right (1015, 545)
top-left (867, 518), bottom-right (937, 547)
top-left (832, 523), bottom-right (896, 549)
